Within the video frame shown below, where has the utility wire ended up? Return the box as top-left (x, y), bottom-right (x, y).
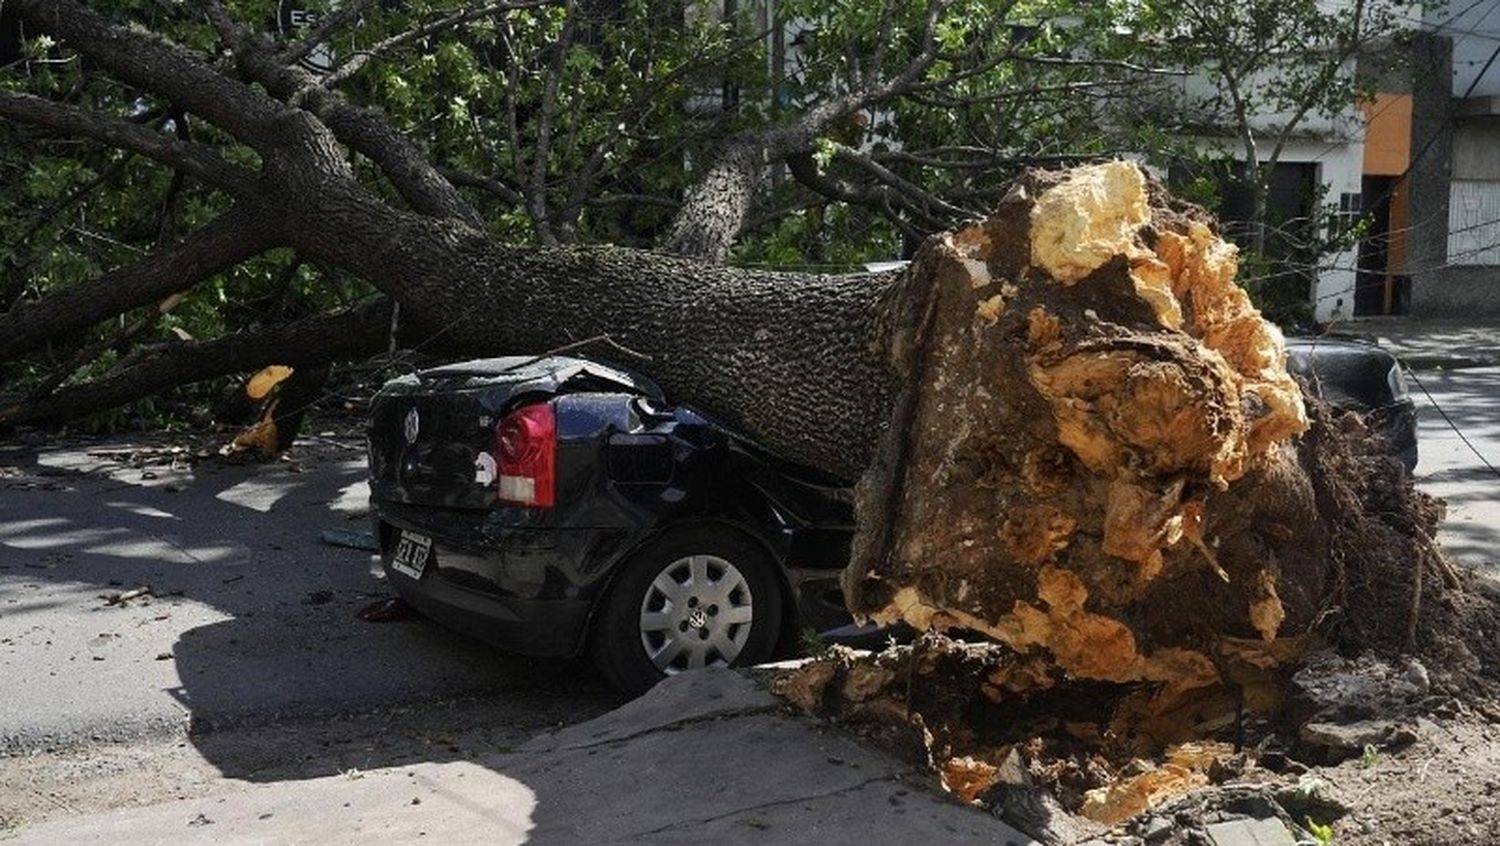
top-left (1404, 365), bottom-right (1500, 481)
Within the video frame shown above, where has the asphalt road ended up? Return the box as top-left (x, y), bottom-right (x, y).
top-left (1408, 366), bottom-right (1500, 577)
top-left (0, 437), bottom-right (619, 758)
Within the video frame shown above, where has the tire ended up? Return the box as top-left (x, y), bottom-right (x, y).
top-left (590, 525), bottom-right (784, 696)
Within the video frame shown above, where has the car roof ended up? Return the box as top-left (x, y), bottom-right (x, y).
top-left (1284, 335), bottom-right (1397, 365)
top-left (410, 355), bottom-right (666, 400)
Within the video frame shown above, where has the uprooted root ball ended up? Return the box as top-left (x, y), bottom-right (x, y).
top-left (846, 161), bottom-right (1495, 703)
top-left (811, 161), bottom-right (1500, 836)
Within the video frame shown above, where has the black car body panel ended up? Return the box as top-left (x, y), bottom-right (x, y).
top-left (368, 356), bottom-right (853, 658)
top-left (369, 340), bottom-right (1416, 660)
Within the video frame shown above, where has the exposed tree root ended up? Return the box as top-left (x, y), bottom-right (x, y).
top-left (774, 609), bottom-right (1493, 841)
top-left (847, 163), bottom-right (1332, 692)
top-left (839, 162), bottom-right (1498, 696)
top-left (784, 162), bottom-right (1500, 839)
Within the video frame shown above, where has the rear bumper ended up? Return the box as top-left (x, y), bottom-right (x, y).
top-left (383, 557), bottom-right (592, 658)
top-left (372, 504), bottom-right (616, 658)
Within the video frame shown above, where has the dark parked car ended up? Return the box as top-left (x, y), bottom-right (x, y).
top-left (367, 356), bottom-right (854, 694)
top-left (367, 342), bottom-right (1414, 694)
top-left (1285, 335), bottom-right (1417, 472)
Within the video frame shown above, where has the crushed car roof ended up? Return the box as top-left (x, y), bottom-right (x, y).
top-left (389, 354), bottom-right (665, 401)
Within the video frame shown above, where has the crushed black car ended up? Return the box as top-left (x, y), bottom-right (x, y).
top-left (367, 341), bottom-right (1415, 694)
top-left (367, 356), bottom-right (854, 694)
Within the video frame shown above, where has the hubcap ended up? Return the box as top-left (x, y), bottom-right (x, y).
top-left (638, 554), bottom-right (754, 674)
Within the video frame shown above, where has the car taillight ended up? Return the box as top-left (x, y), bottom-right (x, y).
top-left (496, 402), bottom-right (556, 507)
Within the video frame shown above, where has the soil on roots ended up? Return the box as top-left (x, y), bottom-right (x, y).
top-left (1301, 399), bottom-right (1500, 700)
top-left (777, 405), bottom-right (1500, 840)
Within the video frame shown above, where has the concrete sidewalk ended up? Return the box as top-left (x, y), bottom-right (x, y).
top-left (4, 669), bottom-right (1031, 845)
top-left (1329, 317), bottom-right (1500, 370)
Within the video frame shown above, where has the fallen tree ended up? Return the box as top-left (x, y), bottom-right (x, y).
top-left (2, 6), bottom-right (1496, 829)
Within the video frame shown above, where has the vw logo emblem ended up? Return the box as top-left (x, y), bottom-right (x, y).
top-left (403, 408), bottom-right (420, 444)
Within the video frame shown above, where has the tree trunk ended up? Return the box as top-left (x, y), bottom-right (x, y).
top-left (266, 163), bottom-right (1437, 702)
top-left (283, 179), bottom-right (901, 480)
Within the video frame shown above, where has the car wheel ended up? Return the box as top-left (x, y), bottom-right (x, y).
top-left (590, 526), bottom-right (784, 696)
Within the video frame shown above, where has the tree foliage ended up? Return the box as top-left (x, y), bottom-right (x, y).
top-left (0, 0), bottom-right (1411, 429)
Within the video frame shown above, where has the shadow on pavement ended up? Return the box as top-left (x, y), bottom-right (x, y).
top-left (11, 671), bottom-right (1022, 845)
top-left (0, 438), bottom-right (619, 779)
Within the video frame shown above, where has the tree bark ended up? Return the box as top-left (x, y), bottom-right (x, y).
top-left (661, 140), bottom-right (766, 261)
top-left (283, 178), bottom-right (900, 479)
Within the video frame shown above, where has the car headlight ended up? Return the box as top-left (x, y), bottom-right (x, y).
top-left (1387, 362), bottom-right (1410, 402)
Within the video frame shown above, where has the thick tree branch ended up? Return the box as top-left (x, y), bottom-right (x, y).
top-left (0, 206), bottom-right (279, 362)
top-left (0, 91), bottom-right (257, 195)
top-left (661, 0), bottom-right (959, 261)
top-left (207, 6), bottom-right (483, 226)
top-left (0, 299), bottom-right (393, 429)
top-left (269, 181), bottom-right (899, 478)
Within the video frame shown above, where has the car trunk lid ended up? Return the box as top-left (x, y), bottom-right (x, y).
top-left (367, 356), bottom-right (662, 511)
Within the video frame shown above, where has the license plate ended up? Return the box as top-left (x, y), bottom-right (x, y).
top-left (390, 531), bottom-right (432, 580)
